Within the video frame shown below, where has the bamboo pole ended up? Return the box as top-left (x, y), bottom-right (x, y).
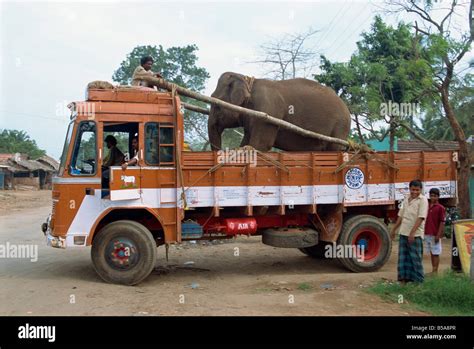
top-left (181, 102), bottom-right (210, 115)
top-left (142, 76), bottom-right (350, 149)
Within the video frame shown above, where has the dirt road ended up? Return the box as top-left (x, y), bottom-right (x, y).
top-left (0, 190), bottom-right (451, 316)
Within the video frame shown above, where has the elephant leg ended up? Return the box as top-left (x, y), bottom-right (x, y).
top-left (240, 129), bottom-right (250, 147)
top-left (326, 126), bottom-right (348, 151)
top-left (208, 123), bottom-right (223, 151)
top-left (247, 123), bottom-right (279, 151)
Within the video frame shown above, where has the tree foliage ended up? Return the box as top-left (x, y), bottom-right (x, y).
top-left (421, 73), bottom-right (474, 140)
top-left (113, 45), bottom-right (211, 147)
top-left (316, 16), bottom-right (433, 145)
top-left (0, 129), bottom-right (46, 159)
top-left (317, 0), bottom-right (473, 216)
top-left (385, 0), bottom-right (473, 218)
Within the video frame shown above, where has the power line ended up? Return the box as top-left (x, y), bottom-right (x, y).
top-left (315, 0), bottom-right (354, 48)
top-left (325, 6), bottom-right (374, 58)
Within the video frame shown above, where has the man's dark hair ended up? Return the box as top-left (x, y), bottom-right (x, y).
top-left (429, 188), bottom-right (440, 196)
top-left (140, 56), bottom-right (154, 65)
top-left (105, 135), bottom-right (117, 146)
top-left (409, 179), bottom-right (423, 188)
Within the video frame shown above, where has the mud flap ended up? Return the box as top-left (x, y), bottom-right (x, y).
top-left (313, 204), bottom-right (344, 243)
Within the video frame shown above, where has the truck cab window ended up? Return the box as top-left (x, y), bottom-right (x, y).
top-left (70, 121), bottom-right (96, 175)
top-left (159, 127), bottom-right (174, 163)
top-left (145, 123), bottom-right (174, 165)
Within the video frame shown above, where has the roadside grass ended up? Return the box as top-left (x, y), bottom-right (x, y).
top-left (297, 282), bottom-right (313, 291)
top-left (367, 271), bottom-right (474, 316)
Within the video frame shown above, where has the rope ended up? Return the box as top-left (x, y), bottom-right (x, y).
top-left (243, 75), bottom-right (255, 105)
top-left (181, 162), bottom-right (225, 196)
top-left (180, 146), bottom-right (289, 197)
top-left (334, 143), bottom-right (399, 174)
top-left (251, 147), bottom-right (289, 173)
top-left (245, 76), bottom-right (255, 93)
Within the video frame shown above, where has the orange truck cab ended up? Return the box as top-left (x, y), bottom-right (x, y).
top-left (42, 86), bottom-right (459, 285)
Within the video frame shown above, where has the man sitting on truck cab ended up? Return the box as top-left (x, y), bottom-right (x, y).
top-left (122, 137), bottom-right (139, 170)
top-left (102, 135), bottom-right (125, 189)
top-left (131, 56), bottom-right (163, 88)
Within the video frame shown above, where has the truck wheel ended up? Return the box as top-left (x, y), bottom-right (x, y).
top-left (91, 220), bottom-right (157, 285)
top-left (337, 215), bottom-right (391, 272)
top-left (299, 242), bottom-right (332, 258)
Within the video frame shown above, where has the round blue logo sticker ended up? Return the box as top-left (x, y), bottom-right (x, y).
top-left (345, 168), bottom-right (365, 189)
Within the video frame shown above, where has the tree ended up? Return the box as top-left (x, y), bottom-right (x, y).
top-left (113, 45), bottom-right (210, 147)
top-left (251, 28), bottom-right (319, 79)
top-left (386, 0), bottom-right (473, 217)
top-left (316, 16), bottom-right (433, 148)
top-left (421, 73), bottom-right (474, 140)
top-left (0, 129), bottom-right (46, 159)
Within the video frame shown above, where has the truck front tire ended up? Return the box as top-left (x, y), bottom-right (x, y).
top-left (91, 220), bottom-right (157, 285)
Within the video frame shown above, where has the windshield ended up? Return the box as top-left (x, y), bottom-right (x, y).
top-left (69, 121), bottom-right (97, 175)
top-left (58, 121), bottom-right (74, 176)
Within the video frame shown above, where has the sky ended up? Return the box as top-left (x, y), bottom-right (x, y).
top-left (0, 0), bottom-right (472, 159)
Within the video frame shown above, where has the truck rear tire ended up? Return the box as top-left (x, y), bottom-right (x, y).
top-left (337, 215), bottom-right (391, 272)
top-left (91, 220), bottom-right (157, 285)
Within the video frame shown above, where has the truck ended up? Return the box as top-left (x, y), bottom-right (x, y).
top-left (42, 86), bottom-right (459, 285)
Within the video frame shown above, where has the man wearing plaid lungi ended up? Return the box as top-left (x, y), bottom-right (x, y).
top-left (390, 179), bottom-right (429, 284)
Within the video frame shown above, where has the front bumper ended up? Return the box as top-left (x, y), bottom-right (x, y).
top-left (42, 215), bottom-right (66, 249)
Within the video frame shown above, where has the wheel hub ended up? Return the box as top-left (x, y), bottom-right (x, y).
top-left (105, 237), bottom-right (139, 270)
top-left (352, 228), bottom-right (382, 261)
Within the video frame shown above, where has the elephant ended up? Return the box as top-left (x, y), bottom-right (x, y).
top-left (208, 72), bottom-right (351, 152)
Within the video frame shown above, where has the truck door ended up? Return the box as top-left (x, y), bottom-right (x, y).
top-left (109, 166), bottom-right (141, 201)
top-left (103, 122), bottom-right (142, 201)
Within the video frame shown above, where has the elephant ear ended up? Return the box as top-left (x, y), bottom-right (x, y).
top-left (229, 80), bottom-right (251, 106)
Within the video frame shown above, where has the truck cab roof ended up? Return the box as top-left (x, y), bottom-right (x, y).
top-left (71, 86), bottom-right (179, 121)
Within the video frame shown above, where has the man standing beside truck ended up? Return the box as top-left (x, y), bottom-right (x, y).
top-left (390, 180), bottom-right (429, 284)
top-left (424, 188), bottom-right (446, 275)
